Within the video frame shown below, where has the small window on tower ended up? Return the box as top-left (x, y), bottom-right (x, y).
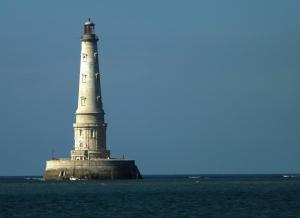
top-left (79, 130), bottom-right (82, 136)
top-left (82, 53), bottom-right (87, 62)
top-left (81, 97), bottom-right (86, 106)
top-left (92, 130), bottom-right (96, 138)
top-left (82, 74), bottom-right (87, 83)
top-left (96, 73), bottom-right (100, 87)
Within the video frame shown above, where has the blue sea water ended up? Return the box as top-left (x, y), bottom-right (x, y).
top-left (0, 175), bottom-right (299, 218)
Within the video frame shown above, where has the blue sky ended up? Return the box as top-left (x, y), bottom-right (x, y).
top-left (0, 0), bottom-right (300, 175)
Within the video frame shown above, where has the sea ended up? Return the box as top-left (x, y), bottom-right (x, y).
top-left (0, 175), bottom-right (299, 218)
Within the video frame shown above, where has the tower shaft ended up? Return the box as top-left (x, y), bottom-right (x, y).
top-left (71, 20), bottom-right (109, 160)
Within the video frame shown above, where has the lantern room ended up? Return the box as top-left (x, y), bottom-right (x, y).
top-left (84, 18), bottom-right (95, 34)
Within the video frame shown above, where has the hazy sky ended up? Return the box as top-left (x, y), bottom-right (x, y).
top-left (0, 0), bottom-right (299, 175)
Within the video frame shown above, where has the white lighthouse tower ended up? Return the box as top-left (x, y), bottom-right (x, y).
top-left (44, 19), bottom-right (142, 180)
top-left (71, 19), bottom-right (110, 160)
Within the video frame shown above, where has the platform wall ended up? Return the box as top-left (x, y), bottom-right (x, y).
top-left (44, 159), bottom-right (142, 180)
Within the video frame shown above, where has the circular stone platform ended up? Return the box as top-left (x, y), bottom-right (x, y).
top-left (44, 159), bottom-right (142, 180)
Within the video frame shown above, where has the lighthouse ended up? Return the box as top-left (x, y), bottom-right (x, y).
top-left (71, 19), bottom-right (110, 161)
top-left (44, 19), bottom-right (142, 180)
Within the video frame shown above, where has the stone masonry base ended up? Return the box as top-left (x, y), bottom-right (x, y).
top-left (44, 159), bottom-right (142, 180)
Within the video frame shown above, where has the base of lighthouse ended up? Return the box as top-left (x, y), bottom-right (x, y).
top-left (43, 159), bottom-right (142, 181)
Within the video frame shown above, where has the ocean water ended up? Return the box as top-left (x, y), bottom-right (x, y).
top-left (0, 175), bottom-right (299, 218)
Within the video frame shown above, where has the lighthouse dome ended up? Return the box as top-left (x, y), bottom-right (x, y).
top-left (84, 18), bottom-right (95, 26)
top-left (83, 18), bottom-right (96, 35)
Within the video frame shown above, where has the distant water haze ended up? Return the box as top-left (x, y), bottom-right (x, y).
top-left (0, 0), bottom-right (299, 175)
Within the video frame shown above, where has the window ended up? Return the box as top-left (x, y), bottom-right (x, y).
top-left (96, 73), bottom-right (100, 87)
top-left (82, 74), bottom-right (87, 83)
top-left (82, 53), bottom-right (87, 62)
top-left (81, 97), bottom-right (86, 106)
top-left (94, 52), bottom-right (98, 59)
top-left (79, 129), bottom-right (82, 136)
top-left (91, 129), bottom-right (96, 138)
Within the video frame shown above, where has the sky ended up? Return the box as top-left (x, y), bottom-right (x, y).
top-left (0, 0), bottom-right (299, 175)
